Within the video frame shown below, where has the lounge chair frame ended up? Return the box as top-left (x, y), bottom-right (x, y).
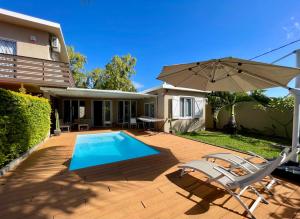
top-left (179, 154), bottom-right (285, 219)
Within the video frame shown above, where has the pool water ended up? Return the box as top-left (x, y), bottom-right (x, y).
top-left (69, 131), bottom-right (159, 170)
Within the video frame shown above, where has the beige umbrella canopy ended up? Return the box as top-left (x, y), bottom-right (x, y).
top-left (157, 57), bottom-right (300, 92)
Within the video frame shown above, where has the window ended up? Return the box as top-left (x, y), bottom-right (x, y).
top-left (180, 97), bottom-right (192, 118)
top-left (0, 39), bottom-right (16, 78)
top-left (0, 39), bottom-right (16, 55)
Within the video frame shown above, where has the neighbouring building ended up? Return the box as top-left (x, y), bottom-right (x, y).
top-left (0, 8), bottom-right (208, 133)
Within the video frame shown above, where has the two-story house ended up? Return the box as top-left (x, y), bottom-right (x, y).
top-left (0, 8), bottom-right (208, 133)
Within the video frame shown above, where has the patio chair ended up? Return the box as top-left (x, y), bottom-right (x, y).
top-left (178, 153), bottom-right (286, 219)
top-left (130, 118), bottom-right (137, 129)
top-left (202, 147), bottom-right (300, 192)
top-left (203, 147), bottom-right (299, 171)
top-left (59, 119), bottom-right (71, 132)
top-left (74, 119), bottom-right (90, 131)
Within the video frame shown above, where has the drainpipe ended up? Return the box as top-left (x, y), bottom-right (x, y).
top-left (290, 49), bottom-right (300, 162)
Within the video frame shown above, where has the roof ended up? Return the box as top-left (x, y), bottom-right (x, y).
top-left (141, 82), bottom-right (210, 94)
top-left (0, 8), bottom-right (69, 63)
top-left (40, 87), bottom-right (156, 99)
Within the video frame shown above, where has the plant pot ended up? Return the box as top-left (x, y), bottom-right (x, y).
top-left (54, 129), bottom-right (61, 136)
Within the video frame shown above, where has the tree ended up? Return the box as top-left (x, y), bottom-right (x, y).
top-left (207, 92), bottom-right (225, 129)
top-left (207, 91), bottom-right (253, 133)
top-left (67, 46), bottom-right (88, 88)
top-left (88, 54), bottom-right (137, 92)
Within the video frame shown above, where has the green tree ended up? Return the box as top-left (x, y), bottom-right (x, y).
top-left (89, 54), bottom-right (137, 91)
top-left (67, 46), bottom-right (88, 88)
top-left (208, 92), bottom-right (253, 133)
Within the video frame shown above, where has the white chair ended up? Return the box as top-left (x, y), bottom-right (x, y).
top-left (130, 118), bottom-right (137, 128)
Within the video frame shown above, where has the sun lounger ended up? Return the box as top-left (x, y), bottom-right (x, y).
top-left (178, 153), bottom-right (286, 219)
top-left (202, 147), bottom-right (299, 192)
top-left (203, 147), bottom-right (296, 172)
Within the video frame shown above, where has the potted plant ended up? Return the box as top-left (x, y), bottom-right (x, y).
top-left (54, 109), bottom-right (61, 136)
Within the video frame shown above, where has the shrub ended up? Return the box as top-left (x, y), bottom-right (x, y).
top-left (0, 89), bottom-right (51, 168)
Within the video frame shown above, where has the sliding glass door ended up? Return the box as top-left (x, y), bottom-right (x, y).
top-left (104, 101), bottom-right (112, 126)
top-left (118, 100), bottom-right (137, 124)
top-left (63, 100), bottom-right (87, 123)
top-left (93, 100), bottom-right (112, 127)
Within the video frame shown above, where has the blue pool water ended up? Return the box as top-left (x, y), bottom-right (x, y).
top-left (69, 131), bottom-right (159, 170)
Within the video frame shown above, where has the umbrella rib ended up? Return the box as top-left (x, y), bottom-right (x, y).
top-left (174, 67), bottom-right (209, 87)
top-left (211, 62), bottom-right (218, 82)
top-left (157, 62), bottom-right (208, 79)
top-left (192, 63), bottom-right (212, 79)
top-left (220, 62), bottom-right (290, 89)
top-left (213, 63), bottom-right (239, 82)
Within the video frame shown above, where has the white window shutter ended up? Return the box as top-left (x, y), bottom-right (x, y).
top-left (172, 96), bottom-right (180, 119)
top-left (194, 97), bottom-right (204, 118)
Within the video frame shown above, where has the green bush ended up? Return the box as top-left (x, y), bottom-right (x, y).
top-left (0, 89), bottom-right (51, 168)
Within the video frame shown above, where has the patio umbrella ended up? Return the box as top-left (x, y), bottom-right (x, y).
top-left (157, 57), bottom-right (300, 92)
top-left (157, 57), bottom-right (300, 162)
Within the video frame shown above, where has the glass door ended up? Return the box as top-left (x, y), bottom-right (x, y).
top-left (145, 103), bottom-right (155, 117)
top-left (71, 100), bottom-right (79, 122)
top-left (93, 101), bottom-right (103, 126)
top-left (103, 101), bottom-right (112, 126)
top-left (131, 101), bottom-right (137, 118)
top-left (124, 101), bottom-right (130, 124)
top-left (118, 100), bottom-right (137, 124)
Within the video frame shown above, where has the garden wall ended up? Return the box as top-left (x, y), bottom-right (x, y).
top-left (0, 89), bottom-right (51, 168)
top-left (206, 101), bottom-right (293, 139)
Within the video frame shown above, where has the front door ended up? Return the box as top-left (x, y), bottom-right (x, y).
top-left (93, 101), bottom-right (103, 126)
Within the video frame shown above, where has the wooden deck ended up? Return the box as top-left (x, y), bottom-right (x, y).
top-left (0, 130), bottom-right (299, 219)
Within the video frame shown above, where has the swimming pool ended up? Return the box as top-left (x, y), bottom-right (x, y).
top-left (69, 131), bottom-right (159, 170)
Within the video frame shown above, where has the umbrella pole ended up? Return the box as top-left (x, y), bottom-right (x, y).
top-left (291, 88), bottom-right (300, 162)
top-left (291, 49), bottom-right (300, 162)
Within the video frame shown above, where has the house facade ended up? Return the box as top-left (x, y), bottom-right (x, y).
top-left (0, 8), bottom-right (208, 133)
top-left (142, 83), bottom-right (208, 133)
top-left (0, 8), bottom-right (72, 93)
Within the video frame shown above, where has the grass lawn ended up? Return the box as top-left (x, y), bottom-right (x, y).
top-left (177, 130), bottom-right (291, 159)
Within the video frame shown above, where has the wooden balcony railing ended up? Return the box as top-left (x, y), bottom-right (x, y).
top-left (0, 53), bottom-right (74, 88)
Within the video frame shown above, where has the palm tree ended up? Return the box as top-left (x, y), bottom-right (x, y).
top-left (207, 92), bottom-right (253, 133)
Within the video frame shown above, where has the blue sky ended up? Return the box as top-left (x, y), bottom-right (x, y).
top-left (1, 0), bottom-right (300, 96)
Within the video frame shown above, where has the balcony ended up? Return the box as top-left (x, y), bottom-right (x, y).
top-left (0, 53), bottom-right (73, 88)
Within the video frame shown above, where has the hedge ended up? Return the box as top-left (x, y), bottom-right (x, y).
top-left (0, 89), bottom-right (51, 168)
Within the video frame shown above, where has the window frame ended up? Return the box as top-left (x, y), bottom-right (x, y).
top-left (179, 96), bottom-right (194, 119)
top-left (0, 37), bottom-right (17, 55)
